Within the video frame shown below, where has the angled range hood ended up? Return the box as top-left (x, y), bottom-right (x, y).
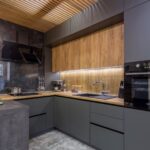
top-left (1, 41), bottom-right (42, 64)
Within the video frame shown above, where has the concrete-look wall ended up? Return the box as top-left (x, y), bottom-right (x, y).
top-left (0, 19), bottom-right (44, 93)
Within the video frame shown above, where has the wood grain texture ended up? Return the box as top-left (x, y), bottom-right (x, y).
top-left (60, 67), bottom-right (124, 95)
top-left (0, 0), bottom-right (96, 32)
top-left (52, 23), bottom-right (124, 71)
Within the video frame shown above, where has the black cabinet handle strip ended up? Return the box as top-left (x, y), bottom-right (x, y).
top-left (29, 113), bottom-right (46, 118)
top-left (90, 122), bottom-right (124, 134)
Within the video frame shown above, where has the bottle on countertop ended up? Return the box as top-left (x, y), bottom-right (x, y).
top-left (118, 80), bottom-right (124, 98)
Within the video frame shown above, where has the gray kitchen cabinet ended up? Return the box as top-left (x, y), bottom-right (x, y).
top-left (29, 30), bottom-right (44, 48)
top-left (125, 1), bottom-right (150, 62)
top-left (90, 102), bottom-right (124, 150)
top-left (70, 0), bottom-right (123, 34)
top-left (54, 96), bottom-right (90, 143)
top-left (45, 20), bottom-right (70, 45)
top-left (45, 0), bottom-right (123, 46)
top-left (0, 20), bottom-right (16, 42)
top-left (54, 96), bottom-right (70, 134)
top-left (18, 97), bottom-right (53, 138)
top-left (90, 103), bottom-right (124, 132)
top-left (69, 99), bottom-right (90, 143)
top-left (90, 124), bottom-right (124, 150)
top-left (124, 108), bottom-right (150, 150)
top-left (124, 0), bottom-right (148, 10)
top-left (17, 27), bottom-right (29, 45)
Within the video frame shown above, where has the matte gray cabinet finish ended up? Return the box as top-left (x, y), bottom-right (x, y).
top-left (29, 114), bottom-right (47, 138)
top-left (70, 0), bottom-right (123, 34)
top-left (17, 27), bottom-right (29, 45)
top-left (125, 108), bottom-right (150, 150)
top-left (90, 113), bottom-right (124, 132)
top-left (125, 1), bottom-right (150, 62)
top-left (45, 20), bottom-right (70, 45)
top-left (91, 124), bottom-right (124, 150)
top-left (124, 0), bottom-right (148, 10)
top-left (90, 103), bottom-right (124, 132)
top-left (69, 99), bottom-right (90, 143)
top-left (91, 103), bottom-right (124, 119)
top-left (54, 96), bottom-right (70, 134)
top-left (19, 97), bottom-right (53, 137)
top-left (54, 97), bottom-right (90, 143)
top-left (45, 0), bottom-right (123, 46)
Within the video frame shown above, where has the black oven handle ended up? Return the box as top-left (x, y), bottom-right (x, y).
top-left (126, 72), bottom-right (150, 75)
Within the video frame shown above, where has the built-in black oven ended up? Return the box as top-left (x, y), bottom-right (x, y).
top-left (125, 60), bottom-right (150, 108)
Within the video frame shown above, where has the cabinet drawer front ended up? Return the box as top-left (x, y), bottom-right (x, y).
top-left (20, 98), bottom-right (50, 116)
top-left (90, 124), bottom-right (124, 150)
top-left (91, 113), bottom-right (124, 132)
top-left (29, 114), bottom-right (46, 138)
top-left (91, 103), bottom-right (123, 119)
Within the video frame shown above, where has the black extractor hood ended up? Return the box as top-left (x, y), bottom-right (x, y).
top-left (1, 41), bottom-right (42, 64)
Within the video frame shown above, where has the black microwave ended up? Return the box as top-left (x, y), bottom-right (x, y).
top-left (124, 60), bottom-right (150, 108)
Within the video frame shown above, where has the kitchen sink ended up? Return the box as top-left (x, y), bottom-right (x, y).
top-left (74, 93), bottom-right (117, 100)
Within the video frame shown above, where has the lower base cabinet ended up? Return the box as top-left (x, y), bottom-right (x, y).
top-left (29, 114), bottom-right (47, 138)
top-left (54, 96), bottom-right (90, 143)
top-left (18, 97), bottom-right (53, 138)
top-left (125, 108), bottom-right (150, 150)
top-left (90, 124), bottom-right (124, 150)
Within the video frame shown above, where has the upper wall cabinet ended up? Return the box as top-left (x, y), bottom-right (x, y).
top-left (124, 0), bottom-right (148, 10)
top-left (52, 23), bottom-right (124, 72)
top-left (0, 20), bottom-right (16, 42)
top-left (70, 0), bottom-right (123, 34)
top-left (45, 0), bottom-right (123, 46)
top-left (125, 1), bottom-right (150, 63)
top-left (45, 21), bottom-right (70, 45)
top-left (17, 27), bottom-right (29, 45)
top-left (29, 30), bottom-right (44, 48)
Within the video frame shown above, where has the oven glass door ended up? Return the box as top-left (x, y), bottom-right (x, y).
top-left (132, 77), bottom-right (150, 104)
top-left (125, 74), bottom-right (150, 105)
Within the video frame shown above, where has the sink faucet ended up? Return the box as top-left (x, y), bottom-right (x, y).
top-left (92, 80), bottom-right (107, 93)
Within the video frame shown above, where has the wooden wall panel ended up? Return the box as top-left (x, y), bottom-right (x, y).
top-left (52, 22), bottom-right (124, 72)
top-left (60, 67), bottom-right (124, 95)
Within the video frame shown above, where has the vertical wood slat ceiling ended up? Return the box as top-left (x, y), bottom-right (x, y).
top-left (0, 0), bottom-right (97, 32)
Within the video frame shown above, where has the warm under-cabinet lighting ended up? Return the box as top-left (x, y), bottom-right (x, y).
top-left (60, 66), bottom-right (124, 75)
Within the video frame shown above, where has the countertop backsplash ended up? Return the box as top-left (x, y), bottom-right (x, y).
top-left (0, 61), bottom-right (40, 93)
top-left (60, 67), bottom-right (124, 95)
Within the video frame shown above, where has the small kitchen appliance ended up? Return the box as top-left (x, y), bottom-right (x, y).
top-left (51, 80), bottom-right (65, 91)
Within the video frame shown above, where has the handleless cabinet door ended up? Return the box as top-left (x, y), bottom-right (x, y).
top-left (17, 27), bottom-right (29, 45)
top-left (54, 97), bottom-right (70, 134)
top-left (69, 99), bottom-right (90, 143)
top-left (125, 108), bottom-right (150, 150)
top-left (70, 0), bottom-right (123, 34)
top-left (124, 0), bottom-right (148, 10)
top-left (19, 97), bottom-right (53, 138)
top-left (125, 1), bottom-right (150, 62)
top-left (91, 124), bottom-right (123, 150)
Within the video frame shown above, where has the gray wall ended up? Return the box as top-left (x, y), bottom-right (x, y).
top-left (0, 19), bottom-right (44, 93)
top-left (0, 61), bottom-right (39, 93)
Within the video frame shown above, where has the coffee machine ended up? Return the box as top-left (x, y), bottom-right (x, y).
top-left (51, 80), bottom-right (65, 91)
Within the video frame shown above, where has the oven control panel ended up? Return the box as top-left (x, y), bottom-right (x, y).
top-left (125, 60), bottom-right (150, 73)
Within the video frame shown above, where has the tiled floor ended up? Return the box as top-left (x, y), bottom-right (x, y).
top-left (29, 130), bottom-right (95, 150)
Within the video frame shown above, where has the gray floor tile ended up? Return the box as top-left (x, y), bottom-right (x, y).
top-left (29, 130), bottom-right (95, 150)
